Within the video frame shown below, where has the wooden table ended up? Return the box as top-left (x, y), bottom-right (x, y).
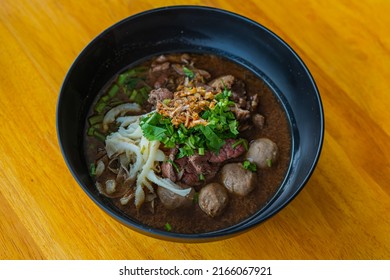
top-left (1, 0), bottom-right (389, 260)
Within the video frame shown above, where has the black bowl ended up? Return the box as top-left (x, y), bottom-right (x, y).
top-left (57, 6), bottom-right (324, 242)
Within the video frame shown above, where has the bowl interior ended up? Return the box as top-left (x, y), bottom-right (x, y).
top-left (57, 6), bottom-right (323, 241)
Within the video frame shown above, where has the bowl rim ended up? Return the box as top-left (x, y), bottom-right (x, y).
top-left (56, 5), bottom-right (324, 242)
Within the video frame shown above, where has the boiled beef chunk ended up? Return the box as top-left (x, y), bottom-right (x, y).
top-left (208, 139), bottom-right (246, 163)
top-left (161, 139), bottom-right (245, 187)
top-left (161, 148), bottom-right (179, 182)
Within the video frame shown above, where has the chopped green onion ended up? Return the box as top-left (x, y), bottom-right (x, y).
top-left (90, 163), bottom-right (96, 176)
top-left (228, 120), bottom-right (239, 135)
top-left (101, 95), bottom-right (110, 102)
top-left (108, 84), bottom-right (119, 98)
top-left (117, 67), bottom-right (147, 86)
top-left (88, 114), bottom-right (104, 126)
top-left (95, 101), bottom-right (107, 114)
top-left (125, 78), bottom-right (140, 90)
top-left (108, 100), bottom-right (123, 107)
top-left (232, 138), bottom-right (249, 150)
top-left (167, 159), bottom-right (180, 173)
top-left (88, 127), bottom-right (106, 141)
top-left (128, 87), bottom-right (149, 105)
top-left (117, 72), bottom-right (139, 86)
top-left (164, 222), bottom-right (172, 232)
top-left (129, 89), bottom-right (138, 101)
top-left (193, 192), bottom-right (199, 203)
top-left (139, 86), bottom-right (150, 95)
top-left (243, 160), bottom-right (257, 172)
top-left (117, 74), bottom-right (127, 86)
top-left (182, 66), bottom-right (195, 79)
top-left (87, 127), bottom-right (95, 136)
top-left (186, 135), bottom-right (196, 149)
top-left (266, 158), bottom-right (273, 167)
top-left (199, 173), bottom-right (205, 181)
top-left (198, 147), bottom-right (205, 156)
top-left (93, 130), bottom-right (106, 142)
top-left (179, 123), bottom-right (188, 134)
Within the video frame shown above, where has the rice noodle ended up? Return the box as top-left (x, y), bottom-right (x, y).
top-left (146, 170), bottom-right (192, 197)
top-left (116, 115), bottom-right (141, 127)
top-left (116, 110), bottom-right (154, 128)
top-left (102, 103), bottom-right (142, 132)
top-left (105, 137), bottom-right (143, 179)
top-left (104, 103), bottom-right (192, 209)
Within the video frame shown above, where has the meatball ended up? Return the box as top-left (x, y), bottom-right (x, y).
top-left (220, 163), bottom-right (257, 196)
top-left (157, 186), bottom-right (194, 210)
top-left (198, 183), bottom-right (229, 217)
top-left (247, 138), bottom-right (279, 168)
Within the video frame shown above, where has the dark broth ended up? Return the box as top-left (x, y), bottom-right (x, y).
top-left (84, 53), bottom-right (291, 233)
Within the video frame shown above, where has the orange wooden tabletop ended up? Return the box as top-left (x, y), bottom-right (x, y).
top-left (1, 0), bottom-right (389, 260)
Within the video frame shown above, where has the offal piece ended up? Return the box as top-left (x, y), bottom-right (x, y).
top-left (252, 113), bottom-right (265, 129)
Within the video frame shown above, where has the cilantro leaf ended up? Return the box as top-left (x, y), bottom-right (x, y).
top-left (199, 125), bottom-right (225, 152)
top-left (140, 123), bottom-right (167, 141)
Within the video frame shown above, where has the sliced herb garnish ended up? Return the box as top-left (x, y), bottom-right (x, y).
top-left (88, 114), bottom-right (104, 126)
top-left (164, 222), bottom-right (172, 232)
top-left (167, 159), bottom-right (180, 173)
top-left (232, 138), bottom-right (248, 150)
top-left (140, 88), bottom-right (239, 158)
top-left (193, 192), bottom-right (199, 204)
top-left (182, 66), bottom-right (195, 79)
top-left (243, 160), bottom-right (257, 172)
top-left (87, 127), bottom-right (106, 142)
top-left (88, 66), bottom-right (149, 140)
top-left (90, 163), bottom-right (96, 176)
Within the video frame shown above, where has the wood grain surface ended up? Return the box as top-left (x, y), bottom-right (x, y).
top-left (0, 0), bottom-right (389, 260)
